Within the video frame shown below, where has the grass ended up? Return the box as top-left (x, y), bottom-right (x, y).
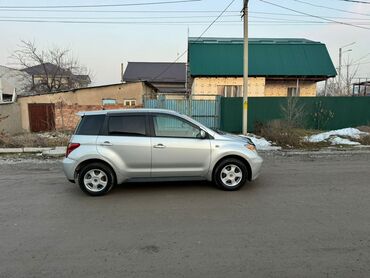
top-left (255, 120), bottom-right (331, 149)
top-left (0, 131), bottom-right (71, 148)
top-left (357, 135), bottom-right (370, 145)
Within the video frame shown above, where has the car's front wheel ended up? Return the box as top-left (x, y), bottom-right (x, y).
top-left (213, 158), bottom-right (248, 191)
top-left (78, 163), bottom-right (115, 196)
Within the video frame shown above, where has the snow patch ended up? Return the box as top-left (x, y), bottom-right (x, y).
top-left (240, 134), bottom-right (281, 151)
top-left (329, 137), bottom-right (360, 146)
top-left (305, 128), bottom-right (368, 143)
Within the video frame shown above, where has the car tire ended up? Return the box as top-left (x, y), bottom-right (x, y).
top-left (78, 163), bottom-right (116, 196)
top-left (213, 158), bottom-right (248, 191)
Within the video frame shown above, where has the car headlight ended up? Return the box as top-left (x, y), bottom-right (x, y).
top-left (245, 144), bottom-right (256, 151)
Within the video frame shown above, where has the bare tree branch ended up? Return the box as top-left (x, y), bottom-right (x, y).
top-left (10, 40), bottom-right (91, 94)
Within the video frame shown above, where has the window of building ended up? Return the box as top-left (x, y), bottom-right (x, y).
top-left (217, 85), bottom-right (242, 97)
top-left (124, 100), bottom-right (136, 107)
top-left (287, 87), bottom-right (300, 97)
top-left (102, 98), bottom-right (117, 105)
top-left (108, 115), bottom-right (146, 136)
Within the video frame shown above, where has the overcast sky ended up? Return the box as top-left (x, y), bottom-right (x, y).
top-left (1, 0), bottom-right (370, 85)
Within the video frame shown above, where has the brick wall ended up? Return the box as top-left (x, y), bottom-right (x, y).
top-left (54, 103), bottom-right (142, 130)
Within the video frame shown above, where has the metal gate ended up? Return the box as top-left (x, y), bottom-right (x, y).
top-left (144, 96), bottom-right (221, 129)
top-left (28, 103), bottom-right (55, 132)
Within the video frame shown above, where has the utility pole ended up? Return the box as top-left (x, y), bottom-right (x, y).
top-left (338, 47), bottom-right (342, 94)
top-left (346, 63), bottom-right (350, 95)
top-left (242, 0), bottom-right (249, 135)
top-left (338, 42), bottom-right (355, 95)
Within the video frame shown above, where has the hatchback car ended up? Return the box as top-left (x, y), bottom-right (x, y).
top-left (63, 109), bottom-right (263, 196)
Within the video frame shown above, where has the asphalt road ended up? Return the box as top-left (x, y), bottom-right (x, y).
top-left (1, 152), bottom-right (370, 278)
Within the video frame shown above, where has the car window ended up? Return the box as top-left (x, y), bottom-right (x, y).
top-left (153, 114), bottom-right (201, 138)
top-left (75, 115), bottom-right (105, 135)
top-left (108, 115), bottom-right (146, 136)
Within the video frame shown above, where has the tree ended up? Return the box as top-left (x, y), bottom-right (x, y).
top-left (318, 57), bottom-right (360, 96)
top-left (11, 40), bottom-right (91, 93)
top-left (280, 96), bottom-right (306, 128)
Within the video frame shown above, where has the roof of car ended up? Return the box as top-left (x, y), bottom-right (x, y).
top-left (77, 108), bottom-right (180, 116)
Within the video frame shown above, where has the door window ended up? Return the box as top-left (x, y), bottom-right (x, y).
top-left (108, 115), bottom-right (146, 136)
top-left (153, 115), bottom-right (202, 138)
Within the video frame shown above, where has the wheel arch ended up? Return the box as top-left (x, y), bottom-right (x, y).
top-left (212, 155), bottom-right (252, 181)
top-left (74, 158), bottom-right (117, 183)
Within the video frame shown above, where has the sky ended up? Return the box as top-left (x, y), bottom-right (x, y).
top-left (0, 0), bottom-right (370, 85)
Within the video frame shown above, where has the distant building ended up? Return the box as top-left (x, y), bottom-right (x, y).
top-left (122, 62), bottom-right (186, 99)
top-left (17, 81), bottom-right (157, 132)
top-left (0, 65), bottom-right (30, 102)
top-left (188, 37), bottom-right (337, 98)
top-left (21, 62), bottom-right (91, 93)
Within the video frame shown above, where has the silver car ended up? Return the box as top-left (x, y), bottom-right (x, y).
top-left (63, 109), bottom-right (263, 196)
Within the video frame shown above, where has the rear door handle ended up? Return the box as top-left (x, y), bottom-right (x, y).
top-left (153, 143), bottom-right (166, 149)
top-left (100, 141), bottom-right (113, 146)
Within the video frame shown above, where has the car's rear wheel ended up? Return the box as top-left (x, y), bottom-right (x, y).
top-left (78, 163), bottom-right (115, 196)
top-left (213, 158), bottom-right (248, 191)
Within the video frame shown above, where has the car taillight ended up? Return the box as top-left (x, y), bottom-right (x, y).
top-left (66, 143), bottom-right (80, 158)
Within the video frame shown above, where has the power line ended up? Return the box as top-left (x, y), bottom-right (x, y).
top-left (2, 18), bottom-right (370, 26)
top-left (0, 15), bottom-right (242, 20)
top-left (0, 7), bottom-right (368, 21)
top-left (290, 0), bottom-right (370, 17)
top-left (0, 0), bottom-right (201, 9)
top-left (0, 9), bottom-right (238, 13)
top-left (151, 0), bottom-right (237, 81)
top-left (1, 14), bottom-right (370, 21)
top-left (259, 0), bottom-right (370, 30)
top-left (335, 0), bottom-right (370, 4)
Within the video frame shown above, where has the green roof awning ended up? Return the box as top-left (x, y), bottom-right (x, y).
top-left (188, 38), bottom-right (337, 78)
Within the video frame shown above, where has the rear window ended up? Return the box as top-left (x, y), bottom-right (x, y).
top-left (108, 115), bottom-right (146, 136)
top-left (75, 115), bottom-right (105, 135)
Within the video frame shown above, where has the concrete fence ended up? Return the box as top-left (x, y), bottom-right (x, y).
top-left (0, 102), bottom-right (23, 135)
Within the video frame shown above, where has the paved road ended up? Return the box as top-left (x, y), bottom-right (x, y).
top-left (1, 152), bottom-right (370, 278)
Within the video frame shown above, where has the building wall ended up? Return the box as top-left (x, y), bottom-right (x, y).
top-left (18, 82), bottom-right (155, 131)
top-left (191, 77), bottom-right (317, 97)
top-left (0, 103), bottom-right (23, 135)
top-left (54, 104), bottom-right (142, 131)
top-left (192, 77), bottom-right (265, 97)
top-left (0, 65), bottom-right (31, 96)
top-left (265, 80), bottom-right (316, 97)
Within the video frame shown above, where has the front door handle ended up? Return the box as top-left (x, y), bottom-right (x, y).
top-left (100, 141), bottom-right (113, 146)
top-left (153, 143), bottom-right (166, 149)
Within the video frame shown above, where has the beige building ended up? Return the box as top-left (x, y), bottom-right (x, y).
top-left (188, 38), bottom-right (336, 98)
top-left (192, 77), bottom-right (316, 98)
top-left (18, 81), bottom-right (157, 132)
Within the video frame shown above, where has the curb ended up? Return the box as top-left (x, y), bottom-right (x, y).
top-left (259, 147), bottom-right (370, 156)
top-left (0, 146), bottom-right (66, 156)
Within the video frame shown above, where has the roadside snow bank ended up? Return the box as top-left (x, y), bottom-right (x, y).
top-left (329, 137), bottom-right (360, 145)
top-left (240, 134), bottom-right (281, 151)
top-left (305, 128), bottom-right (368, 145)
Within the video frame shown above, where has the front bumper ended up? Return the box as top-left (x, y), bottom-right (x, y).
top-left (62, 157), bottom-right (78, 183)
top-left (249, 153), bottom-right (263, 180)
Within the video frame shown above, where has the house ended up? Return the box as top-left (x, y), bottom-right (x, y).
top-left (17, 81), bottom-right (157, 132)
top-left (0, 65), bottom-right (30, 102)
top-left (122, 62), bottom-right (187, 99)
top-left (21, 63), bottom-right (91, 93)
top-left (188, 38), bottom-right (336, 98)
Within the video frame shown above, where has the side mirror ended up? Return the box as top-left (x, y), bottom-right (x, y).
top-left (200, 130), bottom-right (207, 139)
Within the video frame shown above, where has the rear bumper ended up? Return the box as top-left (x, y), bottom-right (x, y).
top-left (249, 154), bottom-right (263, 181)
top-left (62, 157), bottom-right (78, 182)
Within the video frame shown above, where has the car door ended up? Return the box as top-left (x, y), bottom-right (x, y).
top-left (97, 113), bottom-right (151, 178)
top-left (150, 113), bottom-right (211, 178)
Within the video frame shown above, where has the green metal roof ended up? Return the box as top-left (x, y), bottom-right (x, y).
top-left (188, 38), bottom-right (337, 78)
